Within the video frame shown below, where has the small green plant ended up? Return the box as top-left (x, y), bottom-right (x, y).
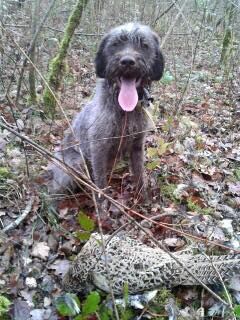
top-left (75, 291), bottom-right (100, 320)
top-left (0, 295), bottom-right (11, 317)
top-left (55, 291), bottom-right (100, 319)
top-left (55, 291), bottom-right (134, 320)
top-left (162, 116), bottom-right (174, 133)
top-left (160, 71), bottom-right (174, 85)
top-left (186, 198), bottom-right (213, 215)
top-left (117, 306), bottom-right (134, 320)
top-left (160, 183), bottom-right (178, 202)
top-left (75, 211), bottom-right (95, 241)
top-left (234, 305), bottom-right (240, 318)
top-left (147, 288), bottom-right (171, 319)
top-left (146, 138), bottom-right (171, 170)
top-left (0, 167), bottom-right (11, 181)
top-left (55, 293), bottom-right (80, 317)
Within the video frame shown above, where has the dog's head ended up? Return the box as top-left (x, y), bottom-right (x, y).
top-left (95, 23), bottom-right (164, 111)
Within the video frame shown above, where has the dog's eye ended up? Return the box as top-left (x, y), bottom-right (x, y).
top-left (112, 41), bottom-right (119, 47)
top-left (142, 43), bottom-right (149, 49)
top-left (120, 35), bottom-right (128, 42)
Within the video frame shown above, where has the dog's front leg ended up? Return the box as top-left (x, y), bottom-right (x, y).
top-left (91, 146), bottom-right (109, 189)
top-left (130, 137), bottom-right (146, 196)
top-left (90, 144), bottom-right (111, 214)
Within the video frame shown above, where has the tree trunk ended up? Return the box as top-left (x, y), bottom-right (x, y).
top-left (220, 1), bottom-right (235, 67)
top-left (43, 0), bottom-right (89, 119)
top-left (28, 0), bottom-right (38, 104)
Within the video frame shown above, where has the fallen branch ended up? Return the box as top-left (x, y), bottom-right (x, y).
top-left (3, 196), bottom-right (35, 232)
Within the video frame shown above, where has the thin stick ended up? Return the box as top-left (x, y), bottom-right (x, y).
top-left (154, 1), bottom-right (177, 26)
top-left (203, 252), bottom-right (235, 314)
top-left (161, 0), bottom-right (188, 49)
top-left (2, 27), bottom-right (74, 134)
top-left (3, 196), bottom-right (35, 232)
top-left (14, 0), bottom-right (57, 106)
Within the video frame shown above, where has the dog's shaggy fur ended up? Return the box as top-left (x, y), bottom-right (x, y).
top-left (48, 23), bottom-right (164, 195)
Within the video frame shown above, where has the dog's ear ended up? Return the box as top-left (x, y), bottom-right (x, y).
top-left (150, 34), bottom-right (164, 81)
top-left (95, 35), bottom-right (109, 78)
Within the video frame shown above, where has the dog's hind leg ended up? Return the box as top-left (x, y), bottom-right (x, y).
top-left (47, 147), bottom-right (82, 195)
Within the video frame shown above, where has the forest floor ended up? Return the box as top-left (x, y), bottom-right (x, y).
top-left (0, 39), bottom-right (240, 319)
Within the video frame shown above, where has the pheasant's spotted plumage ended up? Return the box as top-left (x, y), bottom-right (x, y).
top-left (63, 233), bottom-right (240, 294)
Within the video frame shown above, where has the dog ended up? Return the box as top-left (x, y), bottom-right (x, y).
top-left (48, 23), bottom-right (164, 198)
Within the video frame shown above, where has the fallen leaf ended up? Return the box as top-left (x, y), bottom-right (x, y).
top-left (228, 182), bottom-right (240, 196)
top-left (10, 299), bottom-right (31, 320)
top-left (229, 275), bottom-right (240, 291)
top-left (31, 242), bottom-right (50, 260)
top-left (30, 309), bottom-right (46, 320)
top-left (16, 119), bottom-right (24, 130)
top-left (49, 259), bottom-right (70, 277)
top-left (164, 237), bottom-right (185, 249)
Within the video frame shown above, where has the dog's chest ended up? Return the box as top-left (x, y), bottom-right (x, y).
top-left (118, 110), bottom-right (148, 149)
top-left (126, 109), bottom-right (148, 132)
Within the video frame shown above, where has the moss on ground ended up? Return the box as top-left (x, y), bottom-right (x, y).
top-left (0, 167), bottom-right (11, 181)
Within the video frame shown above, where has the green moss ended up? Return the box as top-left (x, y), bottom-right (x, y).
top-left (0, 167), bottom-right (11, 181)
top-left (161, 183), bottom-right (178, 202)
top-left (155, 288), bottom-right (172, 304)
top-left (43, 57), bottom-right (66, 118)
top-left (220, 27), bottom-right (233, 64)
top-left (187, 199), bottom-right (213, 215)
top-left (43, 0), bottom-right (88, 118)
top-left (148, 288), bottom-right (172, 319)
top-left (234, 169), bottom-right (240, 181)
top-left (64, 72), bottom-right (75, 86)
top-left (43, 90), bottom-right (57, 119)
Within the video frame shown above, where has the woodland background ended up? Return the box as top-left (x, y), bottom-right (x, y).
top-left (0, 0), bottom-right (240, 319)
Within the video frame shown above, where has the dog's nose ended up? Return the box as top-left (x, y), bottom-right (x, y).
top-left (120, 56), bottom-right (136, 66)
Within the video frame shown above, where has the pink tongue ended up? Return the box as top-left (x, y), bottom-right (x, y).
top-left (118, 78), bottom-right (138, 111)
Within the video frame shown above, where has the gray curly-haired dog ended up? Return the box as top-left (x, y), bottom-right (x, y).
top-left (48, 23), bottom-right (164, 196)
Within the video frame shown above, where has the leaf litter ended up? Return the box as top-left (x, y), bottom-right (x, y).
top-left (0, 20), bottom-right (240, 320)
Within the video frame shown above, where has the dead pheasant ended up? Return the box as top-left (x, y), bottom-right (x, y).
top-left (63, 233), bottom-right (240, 294)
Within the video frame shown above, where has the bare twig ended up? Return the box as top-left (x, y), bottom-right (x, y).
top-left (203, 252), bottom-right (235, 316)
top-left (161, 0), bottom-right (188, 49)
top-left (174, 3), bottom-right (207, 114)
top-left (14, 0), bottom-right (57, 107)
top-left (3, 196), bottom-right (35, 232)
top-left (1, 27), bottom-right (74, 133)
top-left (2, 24), bottom-right (193, 37)
top-left (46, 26), bottom-right (103, 36)
top-left (154, 1), bottom-right (177, 26)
